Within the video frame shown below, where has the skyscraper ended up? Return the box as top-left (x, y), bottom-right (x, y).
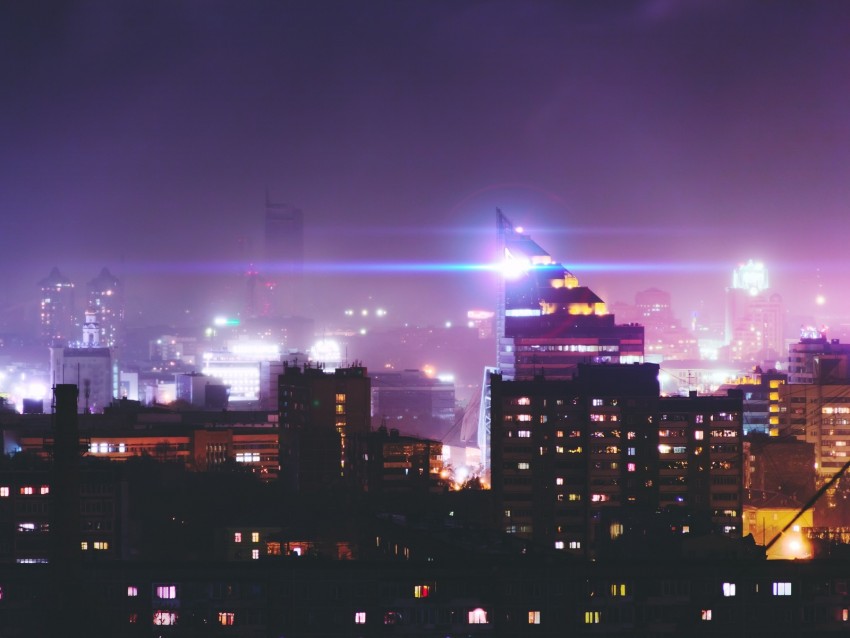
top-left (496, 210), bottom-right (644, 380)
top-left (263, 196), bottom-right (304, 317)
top-left (87, 267), bottom-right (123, 349)
top-left (725, 260), bottom-right (784, 365)
top-left (38, 267), bottom-right (75, 346)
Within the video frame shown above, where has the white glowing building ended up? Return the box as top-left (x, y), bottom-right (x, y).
top-left (49, 310), bottom-right (113, 413)
top-left (202, 340), bottom-right (283, 406)
top-left (725, 260), bottom-right (784, 365)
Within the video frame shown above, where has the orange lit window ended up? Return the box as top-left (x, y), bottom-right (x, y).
top-left (218, 612), bottom-right (235, 626)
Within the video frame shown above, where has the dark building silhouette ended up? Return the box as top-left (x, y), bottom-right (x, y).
top-left (263, 195), bottom-right (304, 316)
top-left (278, 363), bottom-right (370, 491)
top-left (490, 364), bottom-right (743, 558)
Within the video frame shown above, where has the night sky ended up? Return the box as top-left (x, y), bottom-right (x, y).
top-left (2, 1), bottom-right (849, 331)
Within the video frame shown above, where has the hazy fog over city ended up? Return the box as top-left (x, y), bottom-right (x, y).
top-left (2, 1), bottom-right (849, 332)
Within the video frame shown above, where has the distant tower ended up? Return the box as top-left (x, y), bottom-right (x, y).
top-left (50, 313), bottom-right (113, 414)
top-left (81, 310), bottom-right (100, 347)
top-left (263, 194), bottom-right (304, 316)
top-left (725, 260), bottom-right (784, 364)
top-left (38, 267), bottom-right (75, 346)
top-left (87, 267), bottom-right (123, 348)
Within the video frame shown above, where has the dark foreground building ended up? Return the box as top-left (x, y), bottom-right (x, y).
top-left (2, 555), bottom-right (850, 636)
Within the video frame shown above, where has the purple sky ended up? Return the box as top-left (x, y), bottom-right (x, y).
top-left (2, 1), bottom-right (849, 331)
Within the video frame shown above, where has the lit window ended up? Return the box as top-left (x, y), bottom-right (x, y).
top-left (611, 583), bottom-right (627, 597)
top-left (723, 582), bottom-right (736, 597)
top-left (251, 549), bottom-right (259, 560)
top-left (355, 611), bottom-right (366, 624)
top-left (695, 430), bottom-right (704, 440)
top-left (0, 487), bottom-right (8, 497)
top-left (627, 463), bottom-right (636, 472)
top-left (234, 532), bottom-right (242, 543)
top-left (335, 393), bottom-right (346, 403)
top-left (335, 405), bottom-right (345, 415)
top-left (414, 585), bottom-right (430, 598)
top-left (517, 430), bottom-right (531, 438)
top-left (569, 541), bottom-right (581, 549)
top-left (218, 612), bottom-right (235, 626)
top-left (127, 586), bottom-right (138, 597)
top-left (528, 610), bottom-right (541, 624)
top-left (773, 582), bottom-right (792, 596)
top-left (843, 609), bottom-right (849, 622)
top-left (518, 462), bottom-right (530, 470)
top-left (156, 585), bottom-right (177, 599)
top-left (251, 532), bottom-right (259, 543)
top-left (153, 611), bottom-right (177, 626)
top-left (80, 541), bottom-right (88, 550)
top-left (555, 541), bottom-right (564, 549)
top-left (584, 611), bottom-right (600, 624)
top-left (20, 486), bottom-right (33, 495)
top-left (94, 541), bottom-right (108, 550)
top-left (556, 477), bottom-right (564, 485)
top-left (468, 608), bottom-right (488, 624)
top-left (40, 485), bottom-right (49, 495)
top-left (701, 609), bottom-right (712, 621)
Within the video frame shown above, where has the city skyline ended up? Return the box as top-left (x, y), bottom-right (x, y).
top-left (2, 2), bottom-right (849, 331)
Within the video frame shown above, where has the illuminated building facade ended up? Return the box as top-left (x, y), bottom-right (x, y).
top-left (49, 313), bottom-right (113, 413)
top-left (263, 196), bottom-right (304, 316)
top-left (87, 267), bottom-right (123, 349)
top-left (278, 363), bottom-right (371, 491)
top-left (778, 381), bottom-right (850, 480)
top-left (725, 260), bottom-right (785, 364)
top-left (350, 426), bottom-right (446, 495)
top-left (490, 364), bottom-right (743, 558)
top-left (201, 341), bottom-right (282, 406)
top-left (38, 266), bottom-right (75, 346)
top-left (496, 211), bottom-right (644, 381)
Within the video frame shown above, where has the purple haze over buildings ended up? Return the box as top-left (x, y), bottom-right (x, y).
top-left (1, 1), bottom-right (849, 331)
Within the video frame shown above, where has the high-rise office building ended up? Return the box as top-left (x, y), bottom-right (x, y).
top-left (38, 267), bottom-right (75, 346)
top-left (496, 210), bottom-right (644, 380)
top-left (263, 196), bottom-right (304, 317)
top-left (725, 260), bottom-right (784, 364)
top-left (87, 267), bottom-right (123, 349)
